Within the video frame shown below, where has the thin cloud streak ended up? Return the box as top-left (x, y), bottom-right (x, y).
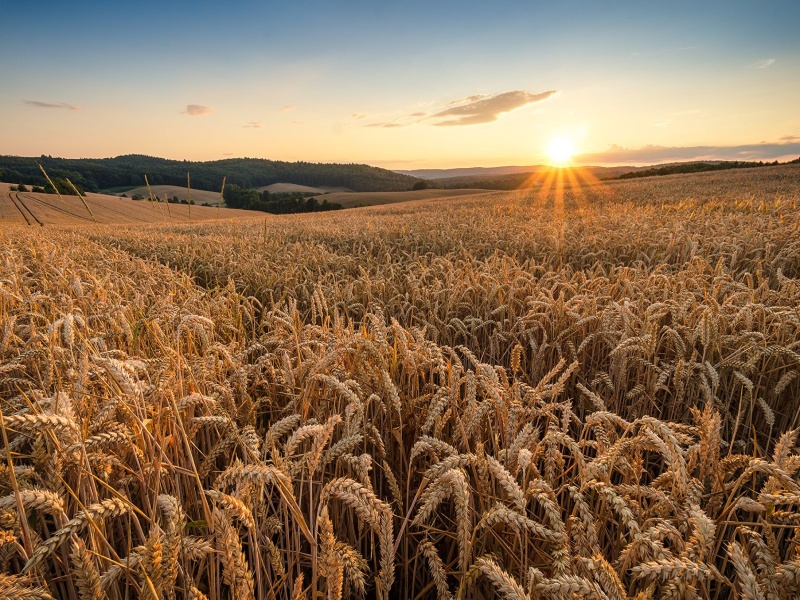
top-left (279, 105), bottom-right (297, 112)
top-left (444, 94), bottom-right (487, 107)
top-left (756, 58), bottom-right (775, 69)
top-left (578, 141), bottom-right (800, 165)
top-left (183, 104), bottom-right (213, 116)
top-left (431, 90), bottom-right (557, 126)
top-left (243, 121), bottom-right (263, 128)
top-left (24, 100), bottom-right (79, 110)
top-left (364, 89), bottom-right (557, 129)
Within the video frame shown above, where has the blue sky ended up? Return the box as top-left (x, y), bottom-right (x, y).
top-left (1, 0), bottom-right (799, 167)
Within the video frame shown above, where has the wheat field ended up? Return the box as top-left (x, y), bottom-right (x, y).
top-left (2, 164), bottom-right (800, 599)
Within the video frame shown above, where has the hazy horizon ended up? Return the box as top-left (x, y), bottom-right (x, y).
top-left (1, 1), bottom-right (799, 169)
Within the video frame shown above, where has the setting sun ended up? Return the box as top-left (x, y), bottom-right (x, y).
top-left (547, 136), bottom-right (577, 166)
top-left (547, 136), bottom-right (577, 167)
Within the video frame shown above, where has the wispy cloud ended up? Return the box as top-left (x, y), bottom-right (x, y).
top-left (444, 94), bottom-right (487, 107)
top-left (243, 121), bottom-right (263, 129)
top-left (183, 104), bottom-right (213, 116)
top-left (350, 113), bottom-right (367, 120)
top-left (279, 105), bottom-right (297, 113)
top-left (578, 141), bottom-right (800, 165)
top-left (24, 100), bottom-right (78, 110)
top-left (755, 58), bottom-right (775, 69)
top-left (779, 135), bottom-right (799, 142)
top-left (364, 89), bottom-right (557, 129)
top-left (431, 90), bottom-right (557, 126)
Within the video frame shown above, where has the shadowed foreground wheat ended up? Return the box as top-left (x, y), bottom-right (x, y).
top-left (1, 165), bottom-right (800, 599)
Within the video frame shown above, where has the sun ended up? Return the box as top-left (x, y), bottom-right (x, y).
top-left (547, 136), bottom-right (577, 167)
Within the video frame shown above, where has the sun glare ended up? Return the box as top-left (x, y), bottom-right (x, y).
top-left (547, 136), bottom-right (577, 167)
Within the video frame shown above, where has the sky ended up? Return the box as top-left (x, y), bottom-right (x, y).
top-left (1, 0), bottom-right (799, 169)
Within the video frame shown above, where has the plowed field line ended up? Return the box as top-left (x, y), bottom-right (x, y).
top-left (20, 193), bottom-right (94, 223)
top-left (7, 193), bottom-right (31, 225)
top-left (13, 193), bottom-right (44, 226)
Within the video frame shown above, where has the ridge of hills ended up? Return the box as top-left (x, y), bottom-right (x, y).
top-left (0, 154), bottom-right (420, 194)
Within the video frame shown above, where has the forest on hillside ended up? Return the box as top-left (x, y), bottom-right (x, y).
top-left (0, 154), bottom-right (420, 193)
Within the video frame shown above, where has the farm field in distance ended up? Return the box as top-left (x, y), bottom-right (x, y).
top-left (308, 188), bottom-right (491, 208)
top-left (2, 164), bottom-right (800, 599)
top-left (0, 182), bottom-right (265, 225)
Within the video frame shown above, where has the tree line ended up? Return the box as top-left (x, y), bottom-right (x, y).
top-left (610, 159), bottom-right (798, 180)
top-left (0, 154), bottom-right (420, 193)
top-left (223, 186), bottom-right (343, 214)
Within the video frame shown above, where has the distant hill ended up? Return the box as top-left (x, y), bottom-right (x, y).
top-left (611, 159), bottom-right (787, 180)
top-left (398, 164), bottom-right (646, 182)
top-left (119, 185), bottom-right (225, 205)
top-left (400, 159), bottom-right (800, 185)
top-left (0, 183), bottom-right (261, 225)
top-left (429, 166), bottom-right (650, 189)
top-left (396, 166), bottom-right (546, 179)
top-left (257, 183), bottom-right (348, 194)
top-left (310, 189), bottom-right (490, 209)
top-left (0, 154), bottom-right (420, 194)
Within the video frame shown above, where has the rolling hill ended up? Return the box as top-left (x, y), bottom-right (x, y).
top-left (0, 154), bottom-right (421, 194)
top-left (0, 183), bottom-right (262, 225)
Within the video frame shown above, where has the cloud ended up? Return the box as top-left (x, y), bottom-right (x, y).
top-left (350, 113), bottom-right (367, 120)
top-left (243, 121), bottom-right (263, 128)
top-left (756, 58), bottom-right (775, 69)
top-left (779, 135), bottom-right (799, 142)
top-left (279, 105), bottom-right (297, 112)
top-left (430, 90), bottom-right (557, 126)
top-left (445, 94), bottom-right (487, 107)
top-left (578, 141), bottom-right (800, 165)
top-left (184, 104), bottom-right (212, 116)
top-left (363, 89), bottom-right (557, 130)
top-left (24, 100), bottom-right (78, 110)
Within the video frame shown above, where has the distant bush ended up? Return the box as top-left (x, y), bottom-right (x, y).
top-left (412, 180), bottom-right (429, 190)
top-left (44, 178), bottom-right (83, 196)
top-left (131, 194), bottom-right (144, 200)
